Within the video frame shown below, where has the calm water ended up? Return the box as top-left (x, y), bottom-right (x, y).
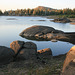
top-left (0, 16), bottom-right (75, 56)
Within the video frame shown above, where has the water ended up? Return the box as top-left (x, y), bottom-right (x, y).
top-left (0, 16), bottom-right (75, 56)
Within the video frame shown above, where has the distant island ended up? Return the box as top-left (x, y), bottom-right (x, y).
top-left (0, 6), bottom-right (75, 18)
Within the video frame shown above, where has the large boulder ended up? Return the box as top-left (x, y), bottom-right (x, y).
top-left (0, 46), bottom-right (15, 65)
top-left (19, 25), bottom-right (64, 41)
top-left (37, 48), bottom-right (52, 58)
top-left (10, 41), bottom-right (24, 54)
top-left (10, 41), bottom-right (37, 59)
top-left (61, 59), bottom-right (75, 75)
top-left (61, 46), bottom-right (75, 75)
top-left (19, 25), bottom-right (64, 38)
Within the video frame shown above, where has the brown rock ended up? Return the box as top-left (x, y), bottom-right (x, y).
top-left (51, 18), bottom-right (71, 23)
top-left (0, 46), bottom-right (15, 65)
top-left (37, 48), bottom-right (52, 58)
top-left (10, 41), bottom-right (37, 59)
top-left (61, 46), bottom-right (75, 74)
top-left (10, 41), bottom-right (24, 54)
top-left (61, 59), bottom-right (75, 75)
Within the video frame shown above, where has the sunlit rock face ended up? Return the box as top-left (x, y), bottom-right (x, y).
top-left (61, 46), bottom-right (75, 75)
top-left (37, 48), bottom-right (52, 59)
top-left (10, 40), bottom-right (37, 59)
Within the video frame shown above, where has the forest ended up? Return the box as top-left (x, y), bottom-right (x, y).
top-left (0, 6), bottom-right (75, 18)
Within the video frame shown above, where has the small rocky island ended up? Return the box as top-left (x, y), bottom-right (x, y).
top-left (51, 18), bottom-right (71, 23)
top-left (20, 25), bottom-right (75, 44)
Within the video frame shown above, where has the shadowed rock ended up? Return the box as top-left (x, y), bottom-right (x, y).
top-left (0, 46), bottom-right (15, 65)
top-left (37, 48), bottom-right (52, 59)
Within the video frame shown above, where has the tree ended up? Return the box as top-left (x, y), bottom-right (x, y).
top-left (0, 10), bottom-right (3, 15)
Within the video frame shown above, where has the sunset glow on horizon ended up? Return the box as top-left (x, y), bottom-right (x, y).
top-left (0, 0), bottom-right (75, 12)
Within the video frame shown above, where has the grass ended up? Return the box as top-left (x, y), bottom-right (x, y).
top-left (58, 15), bottom-right (75, 18)
top-left (0, 54), bottom-right (66, 75)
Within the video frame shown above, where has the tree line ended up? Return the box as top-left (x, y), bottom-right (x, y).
top-left (0, 8), bottom-right (75, 17)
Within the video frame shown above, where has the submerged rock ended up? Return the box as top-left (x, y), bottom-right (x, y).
top-left (61, 46), bottom-right (75, 75)
top-left (6, 18), bottom-right (17, 20)
top-left (0, 46), bottom-right (15, 65)
top-left (31, 20), bottom-right (46, 21)
top-left (51, 18), bottom-right (71, 23)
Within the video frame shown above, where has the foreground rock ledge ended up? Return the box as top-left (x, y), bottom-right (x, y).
top-left (61, 46), bottom-right (75, 75)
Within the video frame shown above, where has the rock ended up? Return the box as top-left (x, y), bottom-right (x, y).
top-left (19, 25), bottom-right (56, 37)
top-left (61, 59), bottom-right (75, 75)
top-left (31, 20), bottom-right (46, 21)
top-left (61, 46), bottom-right (75, 75)
top-left (19, 25), bottom-right (64, 39)
top-left (6, 18), bottom-right (17, 20)
top-left (10, 41), bottom-right (24, 54)
top-left (23, 42), bottom-right (37, 49)
top-left (10, 41), bottom-right (37, 59)
top-left (51, 18), bottom-right (71, 23)
top-left (37, 48), bottom-right (52, 58)
top-left (0, 46), bottom-right (15, 65)
top-left (19, 25), bottom-right (75, 45)
top-left (18, 48), bottom-right (37, 59)
top-left (20, 42), bottom-right (37, 59)
top-left (51, 39), bottom-right (58, 42)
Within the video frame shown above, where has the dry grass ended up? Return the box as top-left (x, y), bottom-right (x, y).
top-left (0, 54), bottom-right (66, 75)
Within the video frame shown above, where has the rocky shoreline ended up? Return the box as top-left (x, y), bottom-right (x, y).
top-left (0, 25), bottom-right (75, 75)
top-left (0, 40), bottom-right (65, 75)
top-left (0, 40), bottom-right (75, 75)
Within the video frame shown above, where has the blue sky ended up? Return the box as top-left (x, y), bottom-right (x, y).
top-left (0, 0), bottom-right (75, 11)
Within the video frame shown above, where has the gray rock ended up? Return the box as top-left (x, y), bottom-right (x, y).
top-left (0, 46), bottom-right (15, 65)
top-left (23, 42), bottom-right (37, 49)
top-left (19, 25), bottom-right (64, 37)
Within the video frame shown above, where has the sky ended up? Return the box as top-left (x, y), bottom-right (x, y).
top-left (0, 0), bottom-right (75, 12)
